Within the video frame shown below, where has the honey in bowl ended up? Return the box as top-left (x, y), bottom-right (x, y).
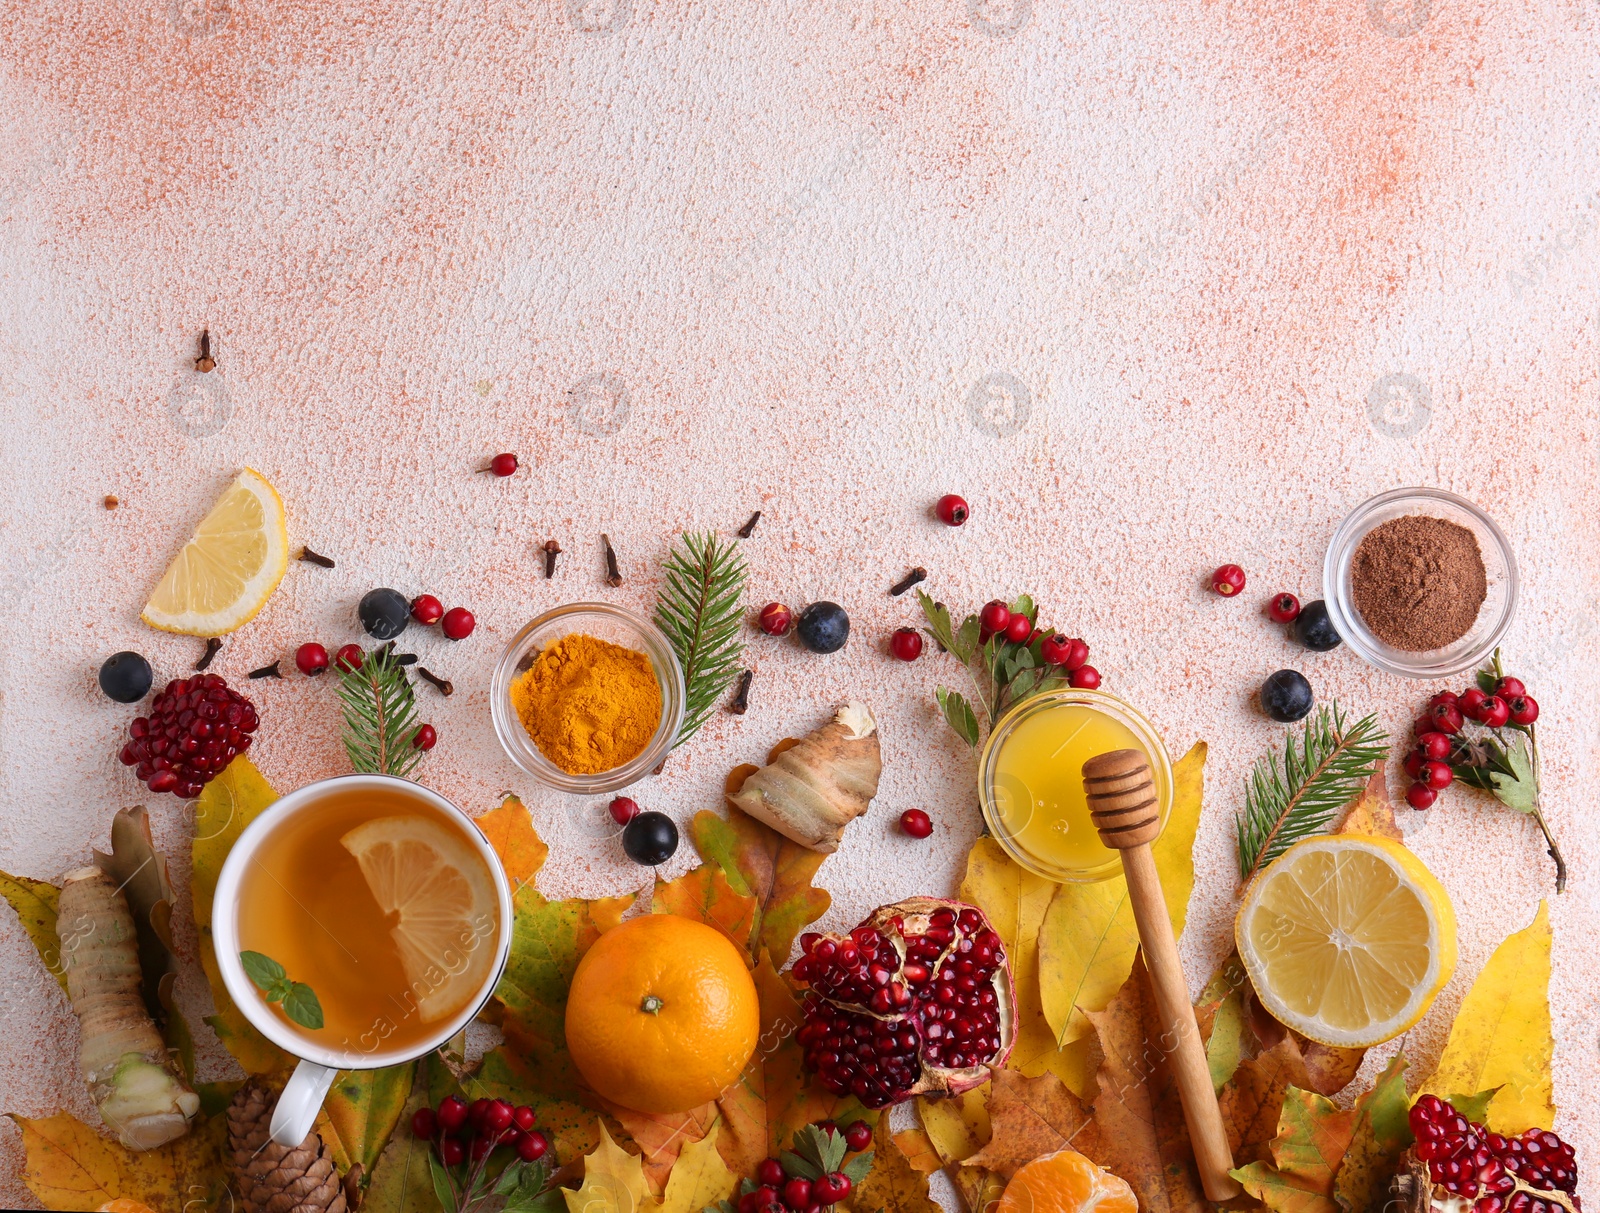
top-left (235, 783), bottom-right (501, 1057)
top-left (980, 690), bottom-right (1172, 882)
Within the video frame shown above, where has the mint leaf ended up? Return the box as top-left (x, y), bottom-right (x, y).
top-left (282, 982), bottom-right (325, 1030)
top-left (240, 950), bottom-right (286, 991)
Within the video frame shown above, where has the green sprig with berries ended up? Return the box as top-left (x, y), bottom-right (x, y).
top-left (705, 1124), bottom-right (873, 1213)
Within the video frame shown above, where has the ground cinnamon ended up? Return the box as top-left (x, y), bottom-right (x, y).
top-left (1350, 515), bottom-right (1487, 651)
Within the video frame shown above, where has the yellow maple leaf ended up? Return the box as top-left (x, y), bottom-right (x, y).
top-left (1422, 901), bottom-right (1554, 1133)
top-left (658, 1126), bottom-right (738, 1213)
top-left (563, 1122), bottom-right (652, 1213)
top-left (1037, 742), bottom-right (1206, 1051)
top-left (12, 1110), bottom-right (228, 1213)
top-left (918, 1087), bottom-right (990, 1168)
top-left (843, 1114), bottom-right (941, 1212)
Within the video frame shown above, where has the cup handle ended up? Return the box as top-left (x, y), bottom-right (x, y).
top-left (270, 1059), bottom-right (338, 1147)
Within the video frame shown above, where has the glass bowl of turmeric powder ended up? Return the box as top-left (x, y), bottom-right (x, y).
top-left (490, 602), bottom-right (685, 794)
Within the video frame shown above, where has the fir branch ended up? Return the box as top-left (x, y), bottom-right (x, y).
top-left (337, 645), bottom-right (424, 779)
top-left (653, 531), bottom-right (748, 746)
top-left (1236, 704), bottom-right (1387, 883)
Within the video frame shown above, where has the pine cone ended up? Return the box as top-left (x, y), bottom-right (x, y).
top-left (227, 1079), bottom-right (349, 1213)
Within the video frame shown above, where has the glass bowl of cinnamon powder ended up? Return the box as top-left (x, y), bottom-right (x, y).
top-left (1324, 488), bottom-right (1519, 679)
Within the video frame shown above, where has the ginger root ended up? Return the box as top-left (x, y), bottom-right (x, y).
top-left (727, 702), bottom-right (882, 852)
top-left (58, 866), bottom-right (199, 1150)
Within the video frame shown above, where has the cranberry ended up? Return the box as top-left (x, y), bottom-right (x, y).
top-left (1477, 695), bottom-right (1510, 728)
top-left (1070, 665), bottom-right (1101, 689)
top-left (1496, 676), bottom-right (1527, 700)
top-left (1211, 564), bottom-right (1246, 596)
top-left (334, 644), bottom-right (365, 672)
top-left (1429, 702), bottom-right (1465, 734)
top-left (1458, 688), bottom-right (1488, 720)
top-left (294, 643), bottom-right (329, 676)
top-left (411, 594), bottom-right (444, 625)
top-left (609, 796), bottom-right (640, 825)
top-left (1420, 760), bottom-right (1454, 791)
top-left (1267, 593), bottom-right (1301, 623)
top-left (899, 809), bottom-right (933, 839)
top-left (441, 607), bottom-right (475, 640)
top-left (1403, 750), bottom-right (1427, 781)
top-left (439, 1137), bottom-right (466, 1166)
top-left (890, 628), bottom-right (923, 661)
top-left (1003, 613), bottom-right (1032, 644)
top-left (935, 494), bottom-right (970, 526)
top-left (758, 603), bottom-right (794, 636)
top-left (411, 1107), bottom-right (437, 1138)
top-left (485, 453), bottom-right (519, 477)
top-left (1508, 695), bottom-right (1539, 725)
top-left (844, 1120), bottom-right (872, 1151)
top-left (515, 1129), bottom-right (548, 1162)
top-left (784, 1178), bottom-right (813, 1209)
top-left (413, 724), bottom-right (437, 751)
top-left (979, 601), bottom-right (1011, 635)
top-left (511, 1104), bottom-right (536, 1132)
top-left (1062, 638), bottom-right (1089, 670)
top-left (436, 1095), bottom-right (469, 1131)
top-left (1406, 783), bottom-right (1437, 810)
top-left (1416, 731), bottom-right (1452, 761)
top-left (757, 1159), bottom-right (787, 1188)
top-left (1040, 635), bottom-right (1072, 666)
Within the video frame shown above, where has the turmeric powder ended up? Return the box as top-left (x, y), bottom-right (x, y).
top-left (511, 633), bottom-right (663, 774)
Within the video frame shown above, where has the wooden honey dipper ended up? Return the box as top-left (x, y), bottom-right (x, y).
top-left (1083, 748), bottom-right (1241, 1202)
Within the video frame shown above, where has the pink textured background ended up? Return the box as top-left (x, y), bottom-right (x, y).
top-left (2, 0), bottom-right (1598, 1207)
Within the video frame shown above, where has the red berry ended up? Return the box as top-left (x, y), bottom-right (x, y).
top-left (1457, 688), bottom-right (1488, 720)
top-left (1267, 593), bottom-right (1301, 623)
top-left (1211, 564), bottom-right (1246, 596)
top-left (487, 453), bottom-right (519, 477)
top-left (468, 1098), bottom-right (493, 1128)
top-left (1040, 635), bottom-right (1072, 666)
top-left (485, 1099), bottom-right (514, 1133)
top-left (411, 594), bottom-right (444, 625)
top-left (814, 1173), bottom-right (852, 1204)
top-left (758, 603), bottom-right (794, 636)
top-left (1420, 760), bottom-right (1454, 791)
top-left (413, 723), bottom-right (437, 751)
top-left (814, 1119), bottom-right (839, 1138)
top-left (890, 628), bottom-right (923, 661)
top-left (1429, 702), bottom-right (1465, 734)
top-left (411, 1107), bottom-right (437, 1138)
top-left (784, 1178), bottom-right (813, 1210)
top-left (935, 494), bottom-right (970, 526)
top-left (1416, 731), bottom-right (1452, 761)
top-left (295, 642), bottom-right (330, 676)
top-left (739, 1196), bottom-right (762, 1213)
top-left (1429, 691), bottom-right (1460, 709)
top-left (1508, 695), bottom-right (1539, 726)
top-left (1402, 750), bottom-right (1427, 780)
top-left (470, 1133), bottom-right (495, 1161)
top-left (1062, 638), bottom-right (1089, 671)
top-left (609, 796), bottom-right (640, 825)
top-left (899, 809), bottom-right (932, 839)
top-left (844, 1120), bottom-right (872, 1151)
top-left (512, 1105), bottom-right (536, 1132)
top-left (1003, 613), bottom-right (1032, 644)
top-left (1406, 782), bottom-right (1437, 810)
top-left (979, 600), bottom-right (1011, 634)
top-left (1496, 676), bottom-right (1527, 700)
top-left (441, 607), bottom-right (475, 640)
top-left (1411, 715), bottom-right (1434, 738)
top-left (436, 1095), bottom-right (469, 1131)
top-left (515, 1129), bottom-right (548, 1162)
top-left (1477, 695), bottom-right (1510, 728)
top-left (335, 644), bottom-right (365, 672)
top-left (757, 1159), bottom-right (787, 1188)
top-left (749, 1189), bottom-right (781, 1212)
top-left (1070, 665), bottom-right (1101, 689)
top-left (439, 1136), bottom-right (466, 1166)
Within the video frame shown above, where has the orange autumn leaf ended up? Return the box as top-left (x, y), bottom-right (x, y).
top-left (1332, 1053), bottom-right (1412, 1213)
top-left (691, 805), bottom-right (831, 964)
top-left (843, 1114), bottom-right (940, 1213)
top-left (477, 794), bottom-right (550, 887)
top-left (1295, 1037), bottom-right (1365, 1099)
top-left (964, 1068), bottom-right (1101, 1180)
top-left (652, 863), bottom-right (760, 958)
top-left (894, 1127), bottom-right (943, 1175)
top-left (1219, 1036), bottom-right (1312, 1168)
top-left (12, 1110), bottom-right (229, 1213)
top-left (1231, 1086), bottom-right (1355, 1213)
top-left (951, 1166), bottom-right (1006, 1213)
top-left (1336, 769), bottom-right (1402, 842)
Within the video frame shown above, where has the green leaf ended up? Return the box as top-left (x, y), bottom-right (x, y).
top-left (1009, 667), bottom-right (1039, 702)
top-left (916, 590), bottom-right (957, 653)
top-left (428, 1151), bottom-right (457, 1210)
top-left (1489, 736), bottom-right (1538, 814)
top-left (240, 950), bottom-right (286, 990)
top-left (841, 1149), bottom-right (873, 1185)
top-left (1010, 593), bottom-right (1035, 620)
top-left (779, 1149), bottom-right (823, 1181)
top-left (953, 615), bottom-right (981, 664)
top-left (936, 687), bottom-right (981, 748)
top-left (318, 1063), bottom-right (416, 1182)
top-left (1443, 1089), bottom-right (1502, 1124)
top-left (1333, 1054), bottom-right (1413, 1213)
top-left (655, 532), bottom-right (749, 746)
top-left (283, 982), bottom-right (325, 1030)
top-left (1476, 669), bottom-right (1499, 694)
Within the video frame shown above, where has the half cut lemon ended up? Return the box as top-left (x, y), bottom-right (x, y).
top-left (141, 468), bottom-right (288, 636)
top-left (1235, 834), bottom-right (1456, 1048)
top-left (341, 815), bottom-right (500, 1023)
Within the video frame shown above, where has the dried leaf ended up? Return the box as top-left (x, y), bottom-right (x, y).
top-left (317, 1064), bottom-right (416, 1188)
top-left (918, 1088), bottom-right (990, 1167)
top-left (190, 757), bottom-right (292, 1076)
top-left (562, 1123), bottom-right (650, 1213)
top-left (964, 1068), bottom-right (1099, 1180)
top-left (1294, 1036), bottom-right (1365, 1099)
top-left (1336, 770), bottom-right (1401, 841)
top-left (1333, 1053), bottom-right (1412, 1213)
top-left (1421, 901), bottom-right (1553, 1133)
top-left (1220, 1037), bottom-right (1312, 1167)
top-left (690, 807), bottom-right (831, 964)
top-left (843, 1114), bottom-right (940, 1213)
top-left (0, 869), bottom-right (66, 992)
top-left (893, 1127), bottom-right (942, 1175)
top-left (658, 1126), bottom-right (737, 1213)
top-left (1038, 743), bottom-right (1207, 1049)
top-left (598, 1100), bottom-right (721, 1194)
top-left (364, 1057), bottom-right (453, 1213)
top-left (477, 795), bottom-right (550, 888)
top-left (652, 864), bottom-right (760, 958)
top-left (951, 1166), bottom-right (1006, 1213)
top-left (11, 1109), bottom-right (229, 1213)
top-left (1230, 1086), bottom-right (1355, 1213)
top-left (1195, 957), bottom-right (1247, 1092)
top-left (1086, 955), bottom-right (1208, 1213)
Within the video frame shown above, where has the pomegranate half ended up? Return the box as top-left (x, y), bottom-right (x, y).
top-left (791, 896), bottom-right (1016, 1108)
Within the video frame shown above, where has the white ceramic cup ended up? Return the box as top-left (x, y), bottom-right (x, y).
top-left (211, 774), bottom-right (513, 1147)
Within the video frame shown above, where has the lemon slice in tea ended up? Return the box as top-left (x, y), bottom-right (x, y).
top-left (1235, 834), bottom-right (1456, 1048)
top-left (141, 468), bottom-right (289, 636)
top-left (341, 815), bottom-right (499, 1022)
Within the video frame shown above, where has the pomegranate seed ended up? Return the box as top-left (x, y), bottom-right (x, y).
top-left (1070, 665), bottom-right (1101, 689)
top-left (934, 494), bottom-right (969, 526)
top-left (1406, 782), bottom-right (1437, 810)
top-left (413, 724), bottom-right (438, 751)
top-left (411, 594), bottom-right (444, 625)
top-left (1212, 564), bottom-right (1246, 596)
top-left (890, 628), bottom-right (923, 661)
top-left (441, 607), bottom-right (475, 640)
top-left (1267, 593), bottom-right (1301, 623)
top-left (609, 796), bottom-right (640, 824)
top-left (484, 453), bottom-right (519, 476)
top-left (899, 809), bottom-right (933, 839)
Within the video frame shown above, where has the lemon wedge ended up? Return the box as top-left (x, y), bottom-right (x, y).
top-left (1235, 834), bottom-right (1456, 1047)
top-left (341, 815), bottom-right (499, 1022)
top-left (141, 469), bottom-right (288, 636)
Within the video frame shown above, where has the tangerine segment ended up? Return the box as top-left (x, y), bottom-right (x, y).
top-left (997, 1147), bottom-right (1138, 1213)
top-left (1235, 834), bottom-right (1456, 1048)
top-left (141, 468), bottom-right (288, 636)
top-left (565, 914), bottom-right (760, 1115)
top-left (341, 815), bottom-right (499, 1023)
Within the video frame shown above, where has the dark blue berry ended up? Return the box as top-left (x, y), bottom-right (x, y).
top-left (1260, 669), bottom-right (1314, 722)
top-left (98, 651), bottom-right (153, 703)
top-left (358, 588), bottom-right (411, 640)
top-left (795, 602), bottom-right (850, 654)
top-left (622, 811), bottom-right (679, 865)
top-left (1290, 599), bottom-right (1341, 651)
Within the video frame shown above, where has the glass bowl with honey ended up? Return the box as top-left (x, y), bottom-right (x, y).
top-left (978, 688), bottom-right (1173, 883)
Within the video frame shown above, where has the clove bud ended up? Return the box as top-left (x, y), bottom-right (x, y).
top-left (247, 660), bottom-right (282, 679)
top-left (194, 329), bottom-right (216, 373)
top-left (601, 534), bottom-right (623, 587)
top-left (196, 637), bottom-right (223, 671)
top-left (542, 539), bottom-right (562, 578)
top-left (297, 546), bottom-right (336, 569)
top-left (729, 669), bottom-right (754, 715)
top-left (737, 510), bottom-right (762, 539)
top-left (889, 567), bottom-right (927, 596)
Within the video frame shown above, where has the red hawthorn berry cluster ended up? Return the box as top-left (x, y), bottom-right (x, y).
top-left (1404, 674), bottom-right (1539, 810)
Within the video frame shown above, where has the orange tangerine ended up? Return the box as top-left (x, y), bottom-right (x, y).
top-left (996, 1148), bottom-right (1138, 1213)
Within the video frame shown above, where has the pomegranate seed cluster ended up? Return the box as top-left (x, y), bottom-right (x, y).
top-left (791, 898), bottom-right (1014, 1109)
top-left (1410, 1094), bottom-right (1580, 1213)
top-left (119, 675), bottom-right (258, 798)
